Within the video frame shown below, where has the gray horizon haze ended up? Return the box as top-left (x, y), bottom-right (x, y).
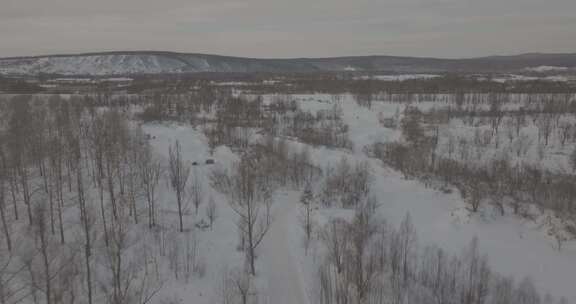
top-left (2, 0), bottom-right (576, 58)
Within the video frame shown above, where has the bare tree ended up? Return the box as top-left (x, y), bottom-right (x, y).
top-left (103, 215), bottom-right (129, 304)
top-left (123, 133), bottom-right (144, 225)
top-left (31, 204), bottom-right (53, 304)
top-left (7, 96), bottom-right (35, 225)
top-left (488, 93), bottom-right (504, 142)
top-left (505, 118), bottom-right (516, 144)
top-left (558, 122), bottom-right (572, 147)
top-left (536, 115), bottom-right (554, 146)
top-left (300, 182), bottom-right (315, 254)
top-left (139, 150), bottom-right (163, 229)
top-left (72, 136), bottom-right (94, 304)
top-left (321, 219), bottom-right (349, 275)
top-left (100, 213), bottom-right (163, 304)
top-left (0, 147), bottom-right (12, 252)
top-left (401, 106), bottom-right (424, 145)
top-left (513, 134), bottom-right (533, 157)
top-left (460, 173), bottom-right (487, 213)
top-left (229, 269), bottom-right (254, 304)
top-left (570, 146), bottom-right (576, 173)
top-left (514, 109), bottom-right (526, 136)
top-left (0, 249), bottom-right (28, 304)
top-left (168, 141), bottom-right (191, 232)
top-left (461, 237), bottom-right (491, 304)
top-left (206, 196), bottom-right (218, 230)
top-left (48, 138), bottom-right (66, 244)
top-left (398, 213), bottom-right (417, 291)
top-left (189, 172), bottom-right (204, 216)
top-left (211, 156), bottom-right (274, 275)
top-left (488, 158), bottom-right (509, 216)
top-left (347, 197), bottom-right (380, 303)
top-left (88, 114), bottom-right (111, 247)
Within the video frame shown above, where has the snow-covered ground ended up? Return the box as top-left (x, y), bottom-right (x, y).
top-left (134, 93), bottom-right (576, 303)
top-left (140, 123), bottom-right (242, 304)
top-left (354, 74), bottom-right (441, 81)
top-left (141, 123), bottom-right (313, 303)
top-left (491, 74), bottom-right (572, 83)
top-left (260, 191), bottom-right (310, 304)
top-left (265, 93), bottom-right (576, 302)
top-left (297, 140), bottom-right (576, 302)
top-left (526, 66), bottom-right (570, 73)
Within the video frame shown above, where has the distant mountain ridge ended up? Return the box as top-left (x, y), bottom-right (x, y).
top-left (1, 51), bottom-right (575, 76)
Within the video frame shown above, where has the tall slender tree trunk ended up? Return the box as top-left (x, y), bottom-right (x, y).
top-left (52, 156), bottom-right (66, 244)
top-left (0, 183), bottom-right (11, 252)
top-left (19, 166), bottom-right (33, 225)
top-left (46, 178), bottom-right (56, 235)
top-left (9, 174), bottom-right (19, 220)
top-left (39, 219), bottom-right (52, 304)
top-left (99, 184), bottom-right (110, 247)
top-left (177, 190), bottom-right (184, 233)
top-left (57, 188), bottom-right (65, 244)
top-left (106, 162), bottom-right (118, 221)
top-left (76, 150), bottom-right (93, 304)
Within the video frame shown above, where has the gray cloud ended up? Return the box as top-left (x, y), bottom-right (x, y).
top-left (1, 0), bottom-right (575, 58)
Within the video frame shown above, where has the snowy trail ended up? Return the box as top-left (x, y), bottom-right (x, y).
top-left (260, 194), bottom-right (310, 304)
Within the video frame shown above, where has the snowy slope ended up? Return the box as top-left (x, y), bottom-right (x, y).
top-left (0, 54), bottom-right (189, 75)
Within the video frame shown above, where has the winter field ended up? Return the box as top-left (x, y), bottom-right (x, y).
top-left (0, 87), bottom-right (576, 304)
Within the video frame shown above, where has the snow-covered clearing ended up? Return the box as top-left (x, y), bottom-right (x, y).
top-left (260, 191), bottom-right (310, 304)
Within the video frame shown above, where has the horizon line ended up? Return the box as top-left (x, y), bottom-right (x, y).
top-left (2, 50), bottom-right (575, 61)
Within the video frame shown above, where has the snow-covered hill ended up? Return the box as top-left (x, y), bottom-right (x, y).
top-left (0, 53), bottom-right (203, 75)
top-left (0, 52), bottom-right (343, 75)
top-left (1, 51), bottom-right (576, 76)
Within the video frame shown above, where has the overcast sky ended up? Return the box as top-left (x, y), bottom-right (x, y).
top-left (2, 0), bottom-right (576, 58)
